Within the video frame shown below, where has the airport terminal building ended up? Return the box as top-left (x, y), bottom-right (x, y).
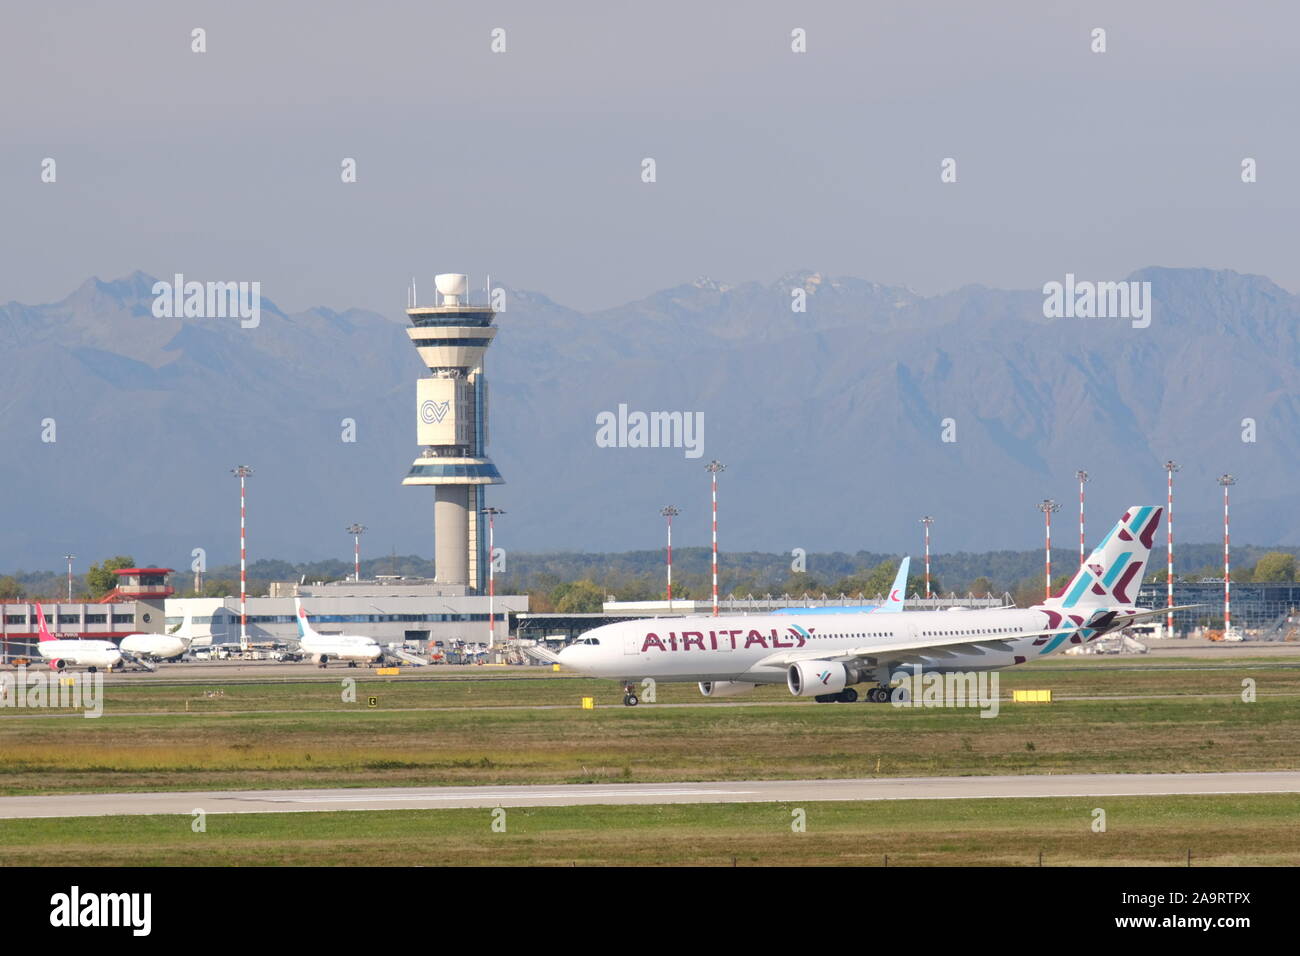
top-left (1136, 580), bottom-right (1300, 635)
top-left (0, 567), bottom-right (174, 662)
top-left (0, 572), bottom-right (527, 662)
top-left (167, 577), bottom-right (528, 651)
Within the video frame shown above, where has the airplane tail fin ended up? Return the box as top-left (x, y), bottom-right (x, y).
top-left (1046, 505), bottom-right (1163, 610)
top-left (293, 598), bottom-right (319, 640)
top-left (171, 607), bottom-right (195, 643)
top-left (878, 556), bottom-right (910, 613)
top-left (34, 602), bottom-right (54, 642)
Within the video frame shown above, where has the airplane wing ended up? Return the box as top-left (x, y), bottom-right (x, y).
top-left (757, 630), bottom-right (1048, 669)
top-left (756, 606), bottom-right (1204, 670)
top-left (1115, 604), bottom-right (1203, 623)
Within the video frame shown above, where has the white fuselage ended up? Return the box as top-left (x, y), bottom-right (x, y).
top-left (299, 634), bottom-right (382, 663)
top-left (559, 606), bottom-right (1090, 684)
top-left (120, 634), bottom-right (188, 660)
top-left (39, 639), bottom-right (122, 671)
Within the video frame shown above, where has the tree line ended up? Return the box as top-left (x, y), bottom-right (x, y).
top-left (2, 547), bottom-right (1297, 614)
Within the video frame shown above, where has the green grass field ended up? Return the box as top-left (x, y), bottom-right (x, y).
top-left (9, 655), bottom-right (1300, 715)
top-left (1, 658), bottom-right (1297, 796)
top-left (2, 794), bottom-right (1297, 866)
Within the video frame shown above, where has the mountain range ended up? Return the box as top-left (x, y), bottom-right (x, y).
top-left (2, 266), bottom-right (1296, 572)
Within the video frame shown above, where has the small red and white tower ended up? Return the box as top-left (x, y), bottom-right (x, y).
top-left (101, 567), bottom-right (175, 636)
top-left (660, 506), bottom-right (679, 606)
top-left (231, 465), bottom-right (253, 651)
top-left (705, 460), bottom-right (725, 616)
top-left (1164, 460), bottom-right (1180, 634)
top-left (346, 523), bottom-right (367, 582)
top-left (919, 516), bottom-right (934, 599)
top-left (1075, 470), bottom-right (1089, 568)
top-left (1218, 474), bottom-right (1236, 633)
top-left (481, 507), bottom-right (505, 649)
top-left (1037, 498), bottom-right (1060, 601)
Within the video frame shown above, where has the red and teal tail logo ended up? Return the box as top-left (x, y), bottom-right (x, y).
top-left (1049, 505), bottom-right (1163, 610)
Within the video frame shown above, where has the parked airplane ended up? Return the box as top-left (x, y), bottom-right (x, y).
top-left (292, 599), bottom-right (383, 668)
top-left (33, 602), bottom-right (122, 673)
top-left (560, 505), bottom-right (1196, 705)
top-left (774, 556), bottom-right (910, 615)
top-left (118, 608), bottom-right (196, 670)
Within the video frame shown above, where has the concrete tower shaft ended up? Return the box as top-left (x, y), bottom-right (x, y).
top-left (401, 274), bottom-right (504, 593)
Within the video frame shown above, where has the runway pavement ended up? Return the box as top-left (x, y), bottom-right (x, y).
top-left (2, 771), bottom-right (1298, 819)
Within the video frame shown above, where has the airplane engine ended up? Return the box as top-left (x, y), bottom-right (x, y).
top-left (50, 658), bottom-right (65, 672)
top-left (315, 654), bottom-right (329, 666)
top-left (698, 681), bottom-right (756, 698)
top-left (787, 660), bottom-right (850, 697)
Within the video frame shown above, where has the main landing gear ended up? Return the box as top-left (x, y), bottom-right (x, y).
top-left (814, 688), bottom-right (858, 703)
top-left (622, 682), bottom-right (639, 707)
top-left (813, 686), bottom-right (895, 704)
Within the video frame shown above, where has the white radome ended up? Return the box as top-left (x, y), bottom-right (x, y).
top-left (435, 273), bottom-right (468, 304)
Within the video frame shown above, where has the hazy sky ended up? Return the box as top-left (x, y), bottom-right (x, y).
top-left (3, 1), bottom-right (1297, 314)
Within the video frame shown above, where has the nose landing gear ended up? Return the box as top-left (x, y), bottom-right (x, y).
top-left (622, 682), bottom-right (640, 707)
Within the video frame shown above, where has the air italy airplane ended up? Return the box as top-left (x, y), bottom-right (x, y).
top-left (560, 505), bottom-right (1193, 706)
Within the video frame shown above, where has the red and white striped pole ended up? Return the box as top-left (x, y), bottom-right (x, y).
top-left (346, 524), bottom-right (366, 582)
top-left (1219, 475), bottom-right (1235, 633)
top-left (1165, 461), bottom-right (1179, 635)
top-left (482, 508), bottom-right (505, 649)
top-left (661, 506), bottom-right (679, 606)
top-left (1038, 499), bottom-right (1059, 601)
top-left (1075, 470), bottom-right (1088, 568)
top-left (920, 516), bottom-right (933, 599)
top-left (232, 465), bottom-right (253, 651)
top-left (706, 461), bottom-right (725, 616)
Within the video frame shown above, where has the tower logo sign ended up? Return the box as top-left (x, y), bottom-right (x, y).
top-left (420, 399), bottom-right (451, 425)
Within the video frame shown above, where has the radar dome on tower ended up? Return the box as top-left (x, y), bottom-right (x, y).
top-left (434, 273), bottom-right (469, 305)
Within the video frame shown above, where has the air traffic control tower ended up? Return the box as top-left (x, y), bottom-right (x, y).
top-left (401, 273), bottom-right (503, 593)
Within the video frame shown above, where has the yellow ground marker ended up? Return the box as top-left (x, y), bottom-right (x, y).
top-left (1013, 689), bottom-right (1053, 703)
